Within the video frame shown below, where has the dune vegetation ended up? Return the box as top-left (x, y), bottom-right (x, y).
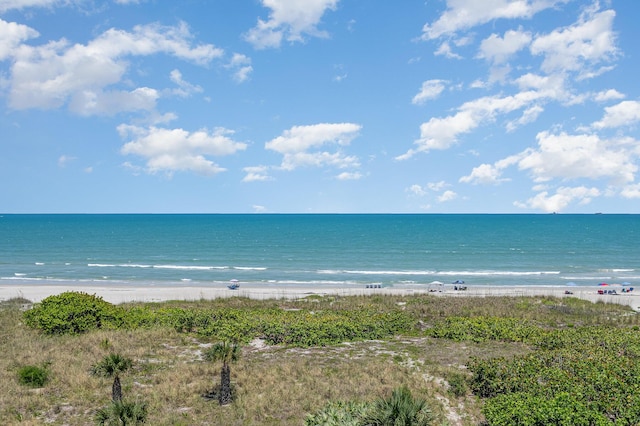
top-left (2, 291), bottom-right (640, 425)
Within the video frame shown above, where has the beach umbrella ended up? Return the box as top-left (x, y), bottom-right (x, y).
top-left (430, 281), bottom-right (443, 285)
top-left (598, 282), bottom-right (609, 286)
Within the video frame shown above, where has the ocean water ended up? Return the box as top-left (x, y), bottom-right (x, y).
top-left (0, 214), bottom-right (638, 290)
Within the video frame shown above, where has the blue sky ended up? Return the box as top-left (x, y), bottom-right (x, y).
top-left (1, 0), bottom-right (639, 213)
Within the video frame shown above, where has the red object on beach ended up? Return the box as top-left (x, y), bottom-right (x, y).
top-left (598, 282), bottom-right (608, 286)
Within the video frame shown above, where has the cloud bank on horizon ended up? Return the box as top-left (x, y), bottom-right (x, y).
top-left (0, 0), bottom-right (639, 213)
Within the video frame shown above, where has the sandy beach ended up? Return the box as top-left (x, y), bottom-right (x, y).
top-left (2, 282), bottom-right (639, 311)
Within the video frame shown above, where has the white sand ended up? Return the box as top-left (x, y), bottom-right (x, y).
top-left (1, 282), bottom-right (639, 310)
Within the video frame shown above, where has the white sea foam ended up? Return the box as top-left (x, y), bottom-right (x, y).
top-left (319, 270), bottom-right (436, 276)
top-left (564, 276), bottom-right (613, 280)
top-left (437, 271), bottom-right (561, 276)
top-left (319, 269), bottom-right (560, 276)
top-left (88, 263), bottom-right (229, 271)
top-left (233, 266), bottom-right (267, 271)
top-left (154, 265), bottom-right (217, 271)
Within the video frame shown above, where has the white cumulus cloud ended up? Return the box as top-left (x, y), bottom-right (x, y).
top-left (620, 184), bottom-right (640, 199)
top-left (398, 89), bottom-right (547, 159)
top-left (119, 124), bottom-right (247, 176)
top-left (266, 122), bottom-right (362, 171)
top-left (478, 28), bottom-right (531, 64)
top-left (0, 19), bottom-right (39, 61)
top-left (530, 8), bottom-right (618, 78)
top-left (421, 0), bottom-right (567, 40)
top-left (437, 190), bottom-right (458, 203)
top-left (6, 21), bottom-right (222, 114)
top-left (225, 53), bottom-right (253, 83)
top-left (412, 79), bottom-right (447, 105)
top-left (244, 0), bottom-right (339, 49)
top-left (242, 165), bottom-right (273, 182)
top-left (591, 100), bottom-right (640, 129)
top-left (516, 186), bottom-right (600, 212)
top-left (594, 89), bottom-right (625, 102)
top-left (0, 0), bottom-right (69, 12)
top-left (519, 131), bottom-right (636, 185)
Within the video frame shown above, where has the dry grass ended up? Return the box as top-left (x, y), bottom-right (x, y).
top-left (1, 293), bottom-right (635, 425)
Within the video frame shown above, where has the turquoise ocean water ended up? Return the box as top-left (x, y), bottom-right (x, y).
top-left (0, 214), bottom-right (638, 290)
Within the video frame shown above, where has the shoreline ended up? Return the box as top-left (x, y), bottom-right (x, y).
top-left (1, 282), bottom-right (639, 310)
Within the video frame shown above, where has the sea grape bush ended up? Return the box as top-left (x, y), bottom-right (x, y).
top-left (124, 306), bottom-right (413, 346)
top-left (461, 325), bottom-right (640, 424)
top-left (469, 340), bottom-right (640, 425)
top-left (23, 292), bottom-right (124, 335)
top-left (24, 292), bottom-right (414, 347)
top-left (482, 392), bottom-right (610, 426)
top-left (259, 309), bottom-right (413, 347)
top-left (425, 315), bottom-right (640, 423)
top-left (427, 316), bottom-right (543, 343)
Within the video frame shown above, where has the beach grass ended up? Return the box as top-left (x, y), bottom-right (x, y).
top-left (1, 293), bottom-right (638, 425)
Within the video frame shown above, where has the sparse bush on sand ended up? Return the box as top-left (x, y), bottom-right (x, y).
top-left (17, 363), bottom-right (50, 388)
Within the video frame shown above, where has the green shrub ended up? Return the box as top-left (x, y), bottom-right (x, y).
top-left (467, 326), bottom-right (640, 424)
top-left (260, 309), bottom-right (414, 347)
top-left (120, 306), bottom-right (164, 329)
top-left (427, 316), bottom-right (542, 343)
top-left (483, 392), bottom-right (609, 426)
top-left (17, 364), bottom-right (50, 387)
top-left (23, 292), bottom-right (124, 335)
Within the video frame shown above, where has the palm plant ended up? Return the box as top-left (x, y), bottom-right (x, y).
top-left (95, 400), bottom-right (147, 425)
top-left (204, 341), bottom-right (240, 405)
top-left (360, 385), bottom-right (433, 426)
top-left (305, 400), bottom-right (371, 426)
top-left (91, 353), bottom-right (133, 402)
